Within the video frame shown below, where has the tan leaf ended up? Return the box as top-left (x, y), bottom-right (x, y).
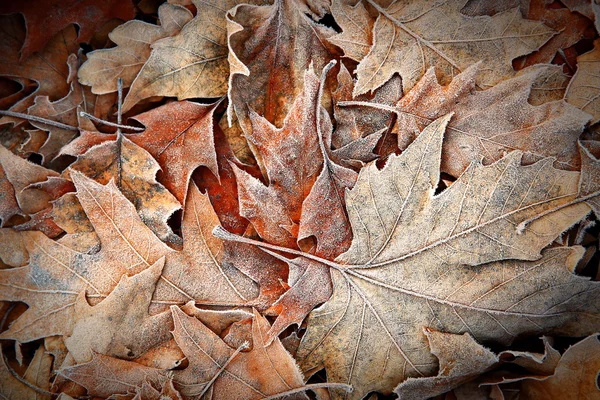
top-left (513, 334), bottom-right (600, 399)
top-left (353, 0), bottom-right (555, 96)
top-left (394, 329), bottom-right (499, 399)
top-left (348, 63), bottom-right (590, 177)
top-left (78, 3), bottom-right (193, 94)
top-left (60, 352), bottom-right (167, 398)
top-left (330, 0), bottom-right (374, 62)
top-left (0, 344), bottom-right (53, 400)
top-left (122, 0), bottom-right (266, 113)
top-left (65, 257), bottom-right (172, 363)
top-left (64, 136), bottom-right (182, 246)
top-left (0, 145), bottom-right (59, 216)
top-left (270, 116), bottom-right (599, 399)
top-left (566, 38), bottom-right (600, 124)
top-left (0, 171), bottom-right (171, 342)
top-left (63, 100), bottom-right (220, 204)
top-left (170, 306), bottom-right (308, 399)
top-left (226, 0), bottom-right (339, 140)
top-left (0, 18), bottom-right (78, 120)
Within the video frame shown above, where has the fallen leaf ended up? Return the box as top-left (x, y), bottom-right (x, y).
top-left (226, 0), bottom-right (340, 140)
top-left (0, 0), bottom-right (135, 60)
top-left (78, 3), bottom-right (193, 94)
top-left (0, 18), bottom-right (78, 127)
top-left (170, 306), bottom-right (308, 399)
top-left (60, 352), bottom-right (167, 398)
top-left (330, 0), bottom-right (374, 62)
top-left (122, 0), bottom-right (266, 113)
top-left (566, 38), bottom-right (600, 124)
top-left (289, 115), bottom-right (600, 399)
top-left (394, 328), bottom-right (499, 399)
top-left (64, 136), bottom-right (182, 247)
top-left (353, 0), bottom-right (555, 96)
top-left (65, 257), bottom-right (172, 363)
top-left (508, 334), bottom-right (600, 399)
top-left (352, 63), bottom-right (590, 177)
top-left (0, 171), bottom-right (171, 342)
top-left (0, 343), bottom-right (53, 399)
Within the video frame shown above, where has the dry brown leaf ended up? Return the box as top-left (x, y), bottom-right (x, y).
top-left (394, 329), bottom-right (499, 399)
top-left (352, 63), bottom-right (591, 177)
top-left (152, 182), bottom-right (259, 308)
top-left (122, 0), bottom-right (266, 113)
top-left (0, 343), bottom-right (53, 399)
top-left (0, 145), bottom-right (59, 216)
top-left (0, 171), bottom-right (171, 342)
top-left (353, 0), bottom-right (555, 96)
top-left (60, 352), bottom-right (167, 398)
top-left (64, 100), bottom-right (220, 204)
top-left (330, 0), bottom-right (374, 62)
top-left (507, 334), bottom-right (600, 399)
top-left (0, 18), bottom-right (78, 120)
top-left (64, 136), bottom-right (182, 246)
top-left (65, 258), bottom-right (172, 363)
top-left (78, 3), bottom-right (193, 94)
top-left (170, 306), bottom-right (308, 399)
top-left (566, 38), bottom-right (600, 125)
top-left (226, 0), bottom-right (340, 140)
top-left (276, 115), bottom-right (600, 399)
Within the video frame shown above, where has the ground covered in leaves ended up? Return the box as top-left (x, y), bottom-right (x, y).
top-left (0, 0), bottom-right (600, 399)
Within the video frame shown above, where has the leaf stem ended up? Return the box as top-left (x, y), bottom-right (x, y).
top-left (0, 110), bottom-right (78, 131)
top-left (79, 111), bottom-right (144, 131)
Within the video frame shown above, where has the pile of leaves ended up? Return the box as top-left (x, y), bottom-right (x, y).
top-left (1, 0), bottom-right (600, 398)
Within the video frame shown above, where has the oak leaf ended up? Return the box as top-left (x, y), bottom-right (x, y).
top-left (64, 257), bottom-right (172, 363)
top-left (0, 171), bottom-right (171, 342)
top-left (275, 115), bottom-right (600, 399)
top-left (226, 0), bottom-right (340, 139)
top-left (353, 0), bottom-right (555, 96)
top-left (121, 0), bottom-right (267, 113)
top-left (78, 3), bottom-right (193, 95)
top-left (170, 306), bottom-right (308, 399)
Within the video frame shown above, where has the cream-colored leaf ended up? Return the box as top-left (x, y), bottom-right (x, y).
top-left (354, 0), bottom-right (555, 96)
top-left (78, 3), bottom-right (193, 94)
top-left (330, 0), bottom-right (374, 62)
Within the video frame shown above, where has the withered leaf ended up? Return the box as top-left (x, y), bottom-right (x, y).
top-left (0, 343), bottom-right (53, 399)
top-left (64, 100), bottom-right (220, 204)
top-left (65, 257), bottom-right (172, 363)
top-left (566, 38), bottom-right (600, 125)
top-left (122, 0), bottom-right (266, 113)
top-left (516, 334), bottom-right (600, 399)
top-left (290, 116), bottom-right (600, 399)
top-left (356, 63), bottom-right (591, 177)
top-left (78, 3), bottom-right (193, 94)
top-left (64, 135), bottom-right (182, 246)
top-left (60, 352), bottom-right (166, 398)
top-left (226, 0), bottom-right (340, 139)
top-left (0, 171), bottom-right (171, 342)
top-left (0, 19), bottom-right (78, 121)
top-left (329, 0), bottom-right (374, 62)
top-left (353, 0), bottom-right (555, 96)
top-left (0, 0), bottom-right (135, 60)
top-left (170, 306), bottom-right (308, 399)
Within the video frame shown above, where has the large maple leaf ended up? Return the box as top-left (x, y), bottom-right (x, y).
top-left (352, 0), bottom-right (555, 95)
top-left (219, 115), bottom-right (600, 399)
